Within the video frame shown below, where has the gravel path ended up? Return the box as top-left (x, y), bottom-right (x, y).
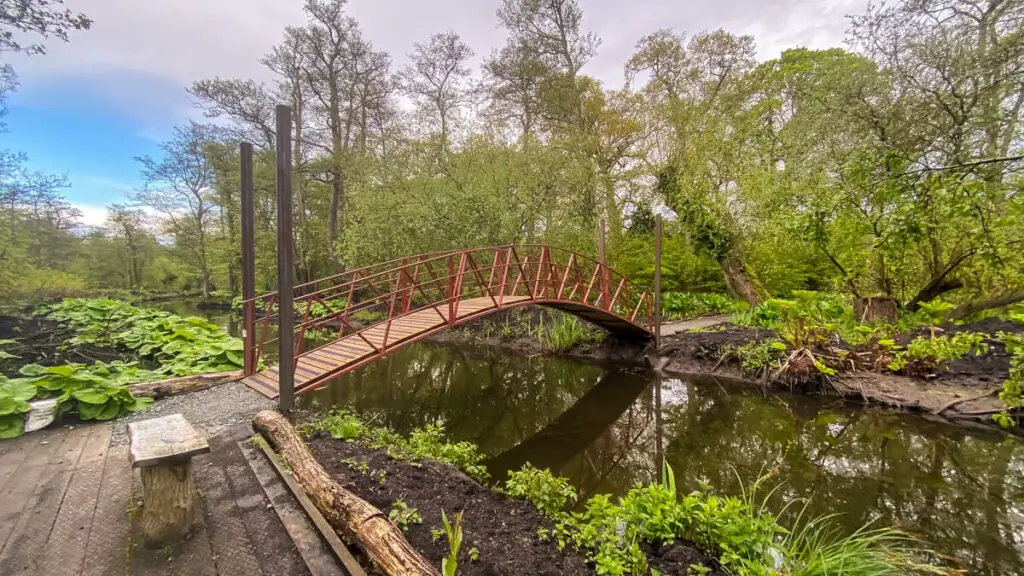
top-left (110, 381), bottom-right (274, 446)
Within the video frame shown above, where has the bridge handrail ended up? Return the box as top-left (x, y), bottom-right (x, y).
top-left (242, 244), bottom-right (653, 376)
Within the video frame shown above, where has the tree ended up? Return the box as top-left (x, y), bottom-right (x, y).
top-left (104, 204), bottom-right (148, 290)
top-left (399, 31), bottom-right (475, 151)
top-left (133, 122), bottom-right (221, 298)
top-left (0, 0), bottom-right (91, 55)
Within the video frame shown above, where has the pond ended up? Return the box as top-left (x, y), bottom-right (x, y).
top-left (299, 342), bottom-right (1024, 576)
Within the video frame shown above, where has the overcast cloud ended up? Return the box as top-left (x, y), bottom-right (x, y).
top-left (11, 0), bottom-right (865, 124)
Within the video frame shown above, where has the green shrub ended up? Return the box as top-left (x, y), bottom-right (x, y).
top-left (504, 463), bottom-right (578, 518)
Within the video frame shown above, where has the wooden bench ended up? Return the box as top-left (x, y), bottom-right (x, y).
top-left (128, 413), bottom-right (210, 545)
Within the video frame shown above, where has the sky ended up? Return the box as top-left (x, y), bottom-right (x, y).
top-left (2, 0), bottom-right (865, 226)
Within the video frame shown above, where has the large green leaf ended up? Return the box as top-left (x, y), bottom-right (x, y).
top-left (72, 388), bottom-right (113, 405)
top-left (0, 395), bottom-right (31, 416)
top-left (125, 396), bottom-right (154, 412)
top-left (18, 364), bottom-right (47, 376)
top-left (2, 378), bottom-right (37, 403)
top-left (0, 414), bottom-right (25, 439)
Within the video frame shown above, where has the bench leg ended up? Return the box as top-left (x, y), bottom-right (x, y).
top-left (140, 459), bottom-right (198, 546)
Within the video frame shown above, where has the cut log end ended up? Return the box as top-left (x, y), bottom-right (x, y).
top-left (252, 410), bottom-right (440, 576)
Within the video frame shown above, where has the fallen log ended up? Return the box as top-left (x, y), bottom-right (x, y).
top-left (130, 370), bottom-right (243, 399)
top-left (252, 410), bottom-right (439, 576)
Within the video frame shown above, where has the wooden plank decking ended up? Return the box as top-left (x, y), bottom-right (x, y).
top-left (243, 295), bottom-right (531, 398)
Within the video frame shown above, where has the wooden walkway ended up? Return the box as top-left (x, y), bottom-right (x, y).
top-left (243, 295), bottom-right (531, 398)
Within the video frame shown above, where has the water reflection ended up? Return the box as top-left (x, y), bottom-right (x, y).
top-left (300, 342), bottom-right (1024, 576)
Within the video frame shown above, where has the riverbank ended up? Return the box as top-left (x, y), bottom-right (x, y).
top-left (428, 307), bottom-right (1022, 433)
top-left (654, 319), bottom-right (1019, 432)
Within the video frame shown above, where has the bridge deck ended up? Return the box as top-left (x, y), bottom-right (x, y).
top-left (243, 295), bottom-right (532, 398)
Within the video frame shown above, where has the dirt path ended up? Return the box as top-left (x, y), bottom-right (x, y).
top-left (660, 314), bottom-right (732, 336)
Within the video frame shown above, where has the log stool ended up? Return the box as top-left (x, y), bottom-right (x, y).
top-left (128, 413), bottom-right (210, 546)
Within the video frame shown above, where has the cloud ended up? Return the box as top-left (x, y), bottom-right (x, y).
top-left (8, 0), bottom-right (866, 99)
top-left (73, 202), bottom-right (109, 227)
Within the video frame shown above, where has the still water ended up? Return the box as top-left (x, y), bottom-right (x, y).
top-left (300, 342), bottom-right (1024, 576)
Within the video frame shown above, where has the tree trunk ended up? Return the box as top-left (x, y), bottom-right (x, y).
top-left (252, 411), bottom-right (439, 576)
top-left (140, 461), bottom-right (198, 546)
top-left (720, 256), bottom-right (762, 307)
top-left (130, 370), bottom-right (243, 399)
top-left (952, 290), bottom-right (1024, 319)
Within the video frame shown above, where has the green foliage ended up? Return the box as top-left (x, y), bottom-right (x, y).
top-left (544, 462), bottom-right (940, 576)
top-left (441, 509), bottom-right (463, 576)
top-left (541, 313), bottom-right (603, 352)
top-left (916, 299), bottom-right (956, 338)
top-left (310, 410), bottom-right (489, 481)
top-left (19, 361), bottom-right (156, 421)
top-left (661, 292), bottom-right (748, 320)
top-left (388, 500), bottom-right (423, 532)
top-left (0, 375), bottom-right (36, 438)
top-left (553, 477), bottom-right (780, 576)
top-left (726, 339), bottom-right (787, 375)
top-left (41, 298), bottom-right (245, 375)
top-left (467, 547), bottom-right (479, 562)
top-left (504, 463), bottom-right (578, 519)
top-left (994, 332), bottom-right (1024, 428)
top-left (0, 361), bottom-right (155, 438)
top-left (887, 332), bottom-right (989, 374)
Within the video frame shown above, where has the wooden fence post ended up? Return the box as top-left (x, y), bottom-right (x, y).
top-left (275, 105), bottom-right (295, 416)
top-left (240, 142), bottom-right (256, 375)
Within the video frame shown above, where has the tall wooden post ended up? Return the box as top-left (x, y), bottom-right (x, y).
top-left (598, 218), bottom-right (609, 309)
top-left (654, 214), bottom-right (662, 346)
top-left (240, 143), bottom-right (256, 375)
top-left (275, 105), bottom-right (295, 415)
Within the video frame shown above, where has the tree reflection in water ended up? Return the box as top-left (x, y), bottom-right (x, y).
top-left (301, 343), bottom-right (1024, 576)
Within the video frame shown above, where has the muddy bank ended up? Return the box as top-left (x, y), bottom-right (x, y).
top-left (306, 434), bottom-right (724, 576)
top-left (654, 322), bottom-right (1018, 431)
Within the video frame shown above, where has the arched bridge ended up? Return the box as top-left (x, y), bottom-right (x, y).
top-left (241, 245), bottom-right (654, 398)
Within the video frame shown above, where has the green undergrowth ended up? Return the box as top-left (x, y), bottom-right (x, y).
top-left (479, 310), bottom-right (605, 352)
top-left (729, 293), bottom-right (1015, 383)
top-left (305, 409), bottom-right (489, 481)
top-left (306, 410), bottom-right (946, 575)
top-left (994, 332), bottom-right (1024, 428)
top-left (41, 298), bottom-right (245, 375)
top-left (511, 462), bottom-right (947, 576)
top-left (662, 292), bottom-right (749, 320)
top-left (0, 361), bottom-right (155, 438)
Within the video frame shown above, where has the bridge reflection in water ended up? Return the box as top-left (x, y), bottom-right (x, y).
top-left (301, 342), bottom-right (1024, 576)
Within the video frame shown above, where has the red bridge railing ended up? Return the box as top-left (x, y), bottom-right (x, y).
top-left (241, 244), bottom-right (654, 376)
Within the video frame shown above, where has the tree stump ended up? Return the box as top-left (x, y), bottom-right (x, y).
top-left (139, 460), bottom-right (198, 544)
top-left (854, 297), bottom-right (899, 323)
top-left (128, 414), bottom-right (210, 547)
